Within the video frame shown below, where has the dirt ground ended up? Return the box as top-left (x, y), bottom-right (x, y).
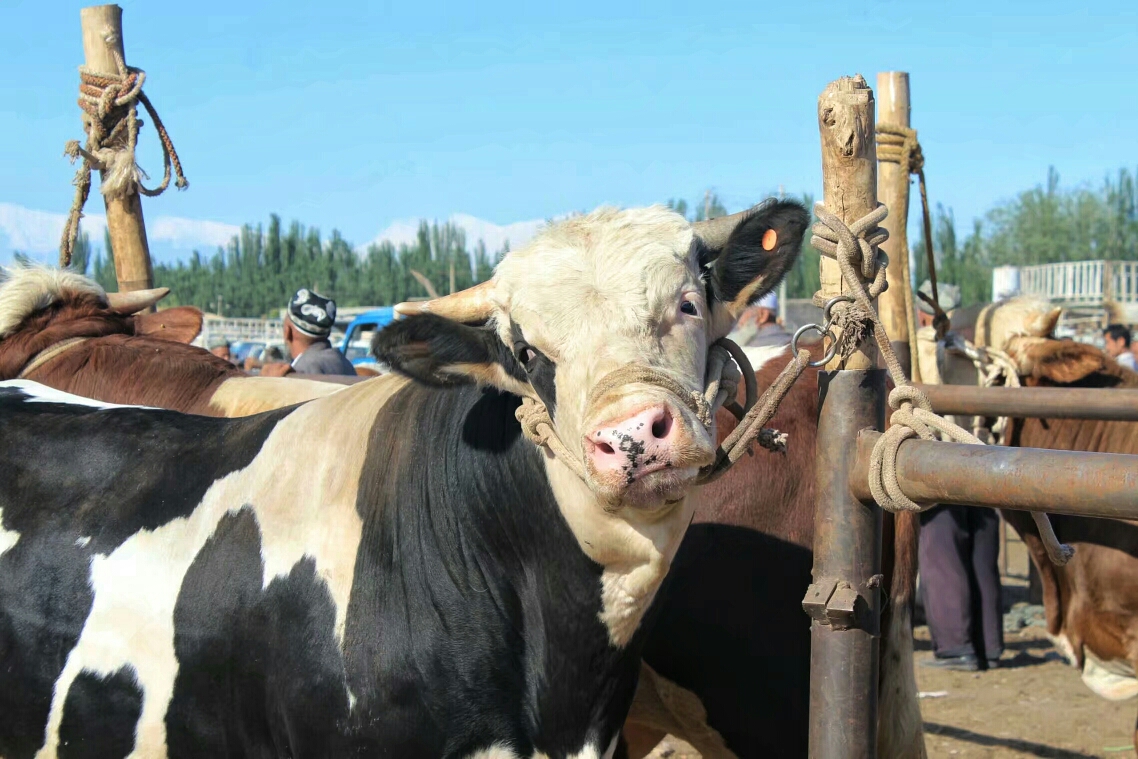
top-left (645, 535), bottom-right (1136, 759)
top-left (914, 625), bottom-right (1133, 758)
top-left (647, 629), bottom-right (1134, 758)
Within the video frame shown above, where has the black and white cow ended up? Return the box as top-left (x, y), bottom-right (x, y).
top-left (0, 200), bottom-right (807, 759)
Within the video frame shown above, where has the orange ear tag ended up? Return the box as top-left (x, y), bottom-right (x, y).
top-left (761, 229), bottom-right (778, 251)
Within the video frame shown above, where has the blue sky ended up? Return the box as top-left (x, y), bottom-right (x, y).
top-left (1, 0), bottom-right (1135, 263)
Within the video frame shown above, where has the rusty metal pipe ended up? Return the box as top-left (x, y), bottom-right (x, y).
top-left (849, 431), bottom-right (1138, 518)
top-left (916, 383), bottom-right (1138, 422)
top-left (806, 370), bottom-right (885, 759)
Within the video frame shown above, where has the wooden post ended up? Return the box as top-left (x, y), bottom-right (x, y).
top-left (876, 71), bottom-right (915, 377)
top-left (817, 75), bottom-right (879, 370)
top-left (80, 4), bottom-right (154, 294)
top-left (807, 74), bottom-right (885, 759)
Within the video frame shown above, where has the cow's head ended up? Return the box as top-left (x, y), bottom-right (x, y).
top-left (375, 200), bottom-right (807, 510)
top-left (975, 295), bottom-right (1062, 356)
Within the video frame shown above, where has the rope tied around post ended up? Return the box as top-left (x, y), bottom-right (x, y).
top-left (60, 29), bottom-right (188, 267)
top-left (513, 336), bottom-right (813, 498)
top-left (810, 201), bottom-right (1074, 567)
top-left (876, 122), bottom-right (949, 355)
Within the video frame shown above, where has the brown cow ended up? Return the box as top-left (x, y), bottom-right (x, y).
top-left (998, 338), bottom-right (1138, 750)
top-left (0, 266), bottom-right (342, 415)
top-left (924, 299), bottom-right (1138, 752)
top-left (624, 345), bottom-right (924, 759)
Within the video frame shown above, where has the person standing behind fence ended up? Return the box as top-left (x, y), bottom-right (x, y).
top-left (207, 336), bottom-right (232, 364)
top-left (730, 291), bottom-right (791, 348)
top-left (915, 279), bottom-right (1005, 672)
top-left (261, 288), bottom-right (356, 376)
top-left (1103, 324), bottom-right (1137, 371)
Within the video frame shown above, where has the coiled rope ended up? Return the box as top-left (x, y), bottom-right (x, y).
top-left (60, 30), bottom-right (188, 267)
top-left (809, 201), bottom-right (1073, 566)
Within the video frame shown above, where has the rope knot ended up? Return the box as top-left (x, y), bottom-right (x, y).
top-left (887, 385), bottom-right (933, 414)
top-left (807, 199), bottom-right (1074, 566)
top-left (59, 49), bottom-right (188, 268)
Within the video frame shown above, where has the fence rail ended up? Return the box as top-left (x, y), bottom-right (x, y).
top-left (198, 317), bottom-right (282, 346)
top-left (1017, 260), bottom-right (1138, 305)
top-left (917, 383), bottom-right (1138, 421)
top-left (850, 431), bottom-right (1138, 519)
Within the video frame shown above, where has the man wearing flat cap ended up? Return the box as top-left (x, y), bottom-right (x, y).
top-left (916, 279), bottom-right (961, 330)
top-left (730, 291), bottom-right (791, 349)
top-left (262, 288), bottom-right (356, 376)
top-left (206, 336), bottom-right (232, 364)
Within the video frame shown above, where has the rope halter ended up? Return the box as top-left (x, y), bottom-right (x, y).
top-left (514, 336), bottom-right (813, 490)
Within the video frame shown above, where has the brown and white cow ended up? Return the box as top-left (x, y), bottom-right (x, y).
top-left (924, 296), bottom-right (1138, 751)
top-left (998, 337), bottom-right (1138, 750)
top-left (0, 265), bottom-right (343, 416)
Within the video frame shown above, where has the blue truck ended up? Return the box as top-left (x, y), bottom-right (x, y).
top-left (337, 307), bottom-right (396, 373)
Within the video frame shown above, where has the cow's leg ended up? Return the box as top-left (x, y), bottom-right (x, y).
top-left (624, 662), bottom-right (737, 759)
top-left (999, 510), bottom-right (1063, 636)
top-left (878, 511), bottom-right (929, 759)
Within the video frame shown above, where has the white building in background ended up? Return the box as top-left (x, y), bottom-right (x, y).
top-left (992, 260), bottom-right (1138, 341)
top-left (991, 266), bottom-right (1021, 301)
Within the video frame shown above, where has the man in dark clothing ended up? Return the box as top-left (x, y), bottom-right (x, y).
top-left (915, 279), bottom-right (1004, 672)
top-left (919, 507), bottom-right (1003, 671)
top-left (262, 288), bottom-right (356, 376)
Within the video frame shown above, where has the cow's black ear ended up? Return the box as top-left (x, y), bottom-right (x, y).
top-left (372, 313), bottom-right (524, 390)
top-left (703, 199), bottom-right (809, 319)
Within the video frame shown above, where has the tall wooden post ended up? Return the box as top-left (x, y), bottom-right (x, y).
top-left (876, 71), bottom-right (915, 376)
top-left (80, 4), bottom-right (154, 293)
top-left (817, 75), bottom-right (879, 371)
top-left (806, 74), bottom-right (885, 759)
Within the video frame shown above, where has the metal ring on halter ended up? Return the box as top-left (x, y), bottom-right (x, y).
top-left (793, 323), bottom-right (838, 368)
top-left (822, 294), bottom-right (855, 324)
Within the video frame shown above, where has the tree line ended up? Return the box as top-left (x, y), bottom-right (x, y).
top-left (67, 217), bottom-right (498, 318)
top-left (912, 166), bottom-right (1137, 307)
top-left (48, 165), bottom-right (1138, 316)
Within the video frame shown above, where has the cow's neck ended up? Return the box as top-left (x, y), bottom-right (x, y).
top-left (343, 383), bottom-right (647, 753)
top-left (543, 454), bottom-right (698, 648)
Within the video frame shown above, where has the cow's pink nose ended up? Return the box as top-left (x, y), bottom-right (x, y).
top-left (586, 405), bottom-right (678, 480)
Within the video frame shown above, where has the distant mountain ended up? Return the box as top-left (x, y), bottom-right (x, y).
top-left (369, 212), bottom-right (551, 257)
top-left (0, 202), bottom-right (240, 266)
top-left (2, 201), bottom-right (554, 268)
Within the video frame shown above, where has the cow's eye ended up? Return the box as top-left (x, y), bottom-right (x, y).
top-left (515, 343), bottom-right (537, 368)
top-left (680, 300), bottom-right (699, 317)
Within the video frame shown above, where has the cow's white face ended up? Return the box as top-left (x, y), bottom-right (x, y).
top-left (376, 201), bottom-right (807, 511)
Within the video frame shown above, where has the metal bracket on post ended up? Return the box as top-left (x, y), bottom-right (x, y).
top-left (802, 574), bottom-right (883, 633)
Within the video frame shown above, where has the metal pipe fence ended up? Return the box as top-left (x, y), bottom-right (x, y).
top-left (849, 431), bottom-right (1138, 519)
top-left (917, 383), bottom-right (1138, 422)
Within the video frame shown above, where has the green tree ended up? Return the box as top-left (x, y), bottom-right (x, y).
top-left (69, 231), bottom-right (92, 275)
